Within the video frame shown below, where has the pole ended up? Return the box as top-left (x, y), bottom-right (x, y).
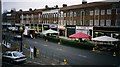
top-left (20, 30), bottom-right (22, 52)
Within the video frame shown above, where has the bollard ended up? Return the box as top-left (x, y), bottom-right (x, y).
top-left (37, 49), bottom-right (39, 55)
top-left (58, 42), bottom-right (60, 44)
top-left (92, 47), bottom-right (95, 51)
top-left (113, 52), bottom-right (116, 57)
top-left (63, 58), bottom-right (67, 65)
top-left (46, 39), bottom-right (48, 42)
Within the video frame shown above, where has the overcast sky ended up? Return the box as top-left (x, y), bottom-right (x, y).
top-left (2, 0), bottom-right (120, 13)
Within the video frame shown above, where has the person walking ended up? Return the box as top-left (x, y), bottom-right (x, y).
top-left (30, 47), bottom-right (34, 59)
top-left (34, 46), bottom-right (37, 57)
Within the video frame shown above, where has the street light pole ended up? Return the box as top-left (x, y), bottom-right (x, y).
top-left (20, 26), bottom-right (23, 52)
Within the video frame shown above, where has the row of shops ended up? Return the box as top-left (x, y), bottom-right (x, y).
top-left (24, 24), bottom-right (120, 39)
top-left (2, 23), bottom-right (120, 39)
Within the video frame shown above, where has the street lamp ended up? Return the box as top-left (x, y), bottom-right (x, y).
top-left (20, 26), bottom-right (23, 52)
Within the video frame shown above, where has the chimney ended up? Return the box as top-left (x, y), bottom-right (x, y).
top-left (63, 4), bottom-right (67, 7)
top-left (29, 8), bottom-right (32, 11)
top-left (45, 5), bottom-right (49, 9)
top-left (56, 5), bottom-right (58, 8)
top-left (82, 0), bottom-right (87, 4)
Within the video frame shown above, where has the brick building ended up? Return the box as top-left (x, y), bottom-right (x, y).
top-left (60, 1), bottom-right (120, 38)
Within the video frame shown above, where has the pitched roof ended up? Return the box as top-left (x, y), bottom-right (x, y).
top-left (60, 2), bottom-right (117, 10)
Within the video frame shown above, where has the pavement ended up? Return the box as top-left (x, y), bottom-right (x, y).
top-left (22, 46), bottom-right (65, 65)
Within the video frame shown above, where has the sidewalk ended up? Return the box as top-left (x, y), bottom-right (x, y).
top-left (22, 47), bottom-right (65, 65)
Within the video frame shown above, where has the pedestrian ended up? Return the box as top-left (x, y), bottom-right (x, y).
top-left (34, 46), bottom-right (37, 57)
top-left (30, 47), bottom-right (34, 59)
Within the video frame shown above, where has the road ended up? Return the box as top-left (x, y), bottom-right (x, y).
top-left (23, 37), bottom-right (120, 65)
top-left (2, 31), bottom-right (120, 65)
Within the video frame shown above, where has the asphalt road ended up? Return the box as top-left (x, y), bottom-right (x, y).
top-left (2, 31), bottom-right (120, 65)
top-left (23, 37), bottom-right (120, 65)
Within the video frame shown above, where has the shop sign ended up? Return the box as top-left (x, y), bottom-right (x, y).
top-left (76, 26), bottom-right (93, 30)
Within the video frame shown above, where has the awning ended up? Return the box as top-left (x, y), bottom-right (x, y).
top-left (92, 36), bottom-right (119, 42)
top-left (69, 32), bottom-right (91, 38)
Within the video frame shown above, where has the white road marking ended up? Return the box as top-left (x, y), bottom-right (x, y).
top-left (56, 48), bottom-right (62, 51)
top-left (34, 41), bottom-right (37, 44)
top-left (43, 44), bottom-right (48, 47)
top-left (51, 63), bottom-right (55, 65)
top-left (78, 54), bottom-right (87, 58)
top-left (26, 60), bottom-right (41, 65)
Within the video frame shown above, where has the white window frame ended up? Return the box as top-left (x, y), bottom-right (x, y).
top-left (90, 20), bottom-right (93, 26)
top-left (70, 11), bottom-right (73, 17)
top-left (74, 11), bottom-right (77, 17)
top-left (90, 11), bottom-right (93, 16)
top-left (100, 20), bottom-right (105, 26)
top-left (106, 20), bottom-right (111, 26)
top-left (74, 20), bottom-right (76, 25)
top-left (101, 10), bottom-right (105, 15)
top-left (94, 20), bottom-right (99, 26)
top-left (107, 9), bottom-right (111, 15)
top-left (64, 13), bottom-right (66, 17)
top-left (95, 9), bottom-right (99, 15)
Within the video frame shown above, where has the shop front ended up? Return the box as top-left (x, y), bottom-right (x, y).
top-left (58, 25), bottom-right (66, 36)
top-left (76, 26), bottom-right (93, 37)
top-left (66, 25), bottom-right (76, 37)
top-left (93, 27), bottom-right (120, 39)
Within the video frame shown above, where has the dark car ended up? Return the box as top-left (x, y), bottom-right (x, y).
top-left (2, 51), bottom-right (27, 63)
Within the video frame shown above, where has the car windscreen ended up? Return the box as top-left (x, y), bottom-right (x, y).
top-left (13, 52), bottom-right (23, 57)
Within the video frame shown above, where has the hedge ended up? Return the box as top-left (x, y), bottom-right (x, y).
top-left (43, 36), bottom-right (95, 50)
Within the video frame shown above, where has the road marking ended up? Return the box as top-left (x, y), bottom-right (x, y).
top-left (78, 54), bottom-right (87, 58)
top-left (56, 48), bottom-right (62, 51)
top-left (43, 44), bottom-right (48, 47)
top-left (34, 41), bottom-right (37, 44)
top-left (51, 63), bottom-right (55, 65)
top-left (27, 60), bottom-right (41, 65)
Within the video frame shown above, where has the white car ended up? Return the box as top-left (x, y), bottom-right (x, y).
top-left (2, 51), bottom-right (27, 63)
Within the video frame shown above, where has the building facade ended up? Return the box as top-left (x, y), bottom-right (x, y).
top-left (2, 1), bottom-right (120, 38)
top-left (60, 1), bottom-right (120, 38)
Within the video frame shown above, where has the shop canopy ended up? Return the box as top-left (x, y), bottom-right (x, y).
top-left (69, 32), bottom-right (91, 38)
top-left (41, 29), bottom-right (59, 35)
top-left (92, 36), bottom-right (119, 42)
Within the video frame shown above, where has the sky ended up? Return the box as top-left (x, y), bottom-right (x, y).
top-left (1, 0), bottom-right (120, 13)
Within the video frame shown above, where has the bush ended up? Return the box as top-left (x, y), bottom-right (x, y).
top-left (43, 36), bottom-right (95, 50)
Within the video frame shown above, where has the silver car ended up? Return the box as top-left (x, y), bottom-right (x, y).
top-left (2, 51), bottom-right (27, 63)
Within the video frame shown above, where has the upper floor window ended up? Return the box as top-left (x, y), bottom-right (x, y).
top-left (94, 20), bottom-right (99, 26)
top-left (74, 11), bottom-right (76, 17)
top-left (95, 9), bottom-right (99, 15)
top-left (64, 13), bottom-right (66, 17)
top-left (89, 20), bottom-right (93, 26)
top-left (106, 20), bottom-right (111, 26)
top-left (101, 10), bottom-right (105, 15)
top-left (90, 11), bottom-right (93, 16)
top-left (100, 20), bottom-right (105, 26)
top-left (74, 20), bottom-right (76, 25)
top-left (67, 12), bottom-right (69, 17)
top-left (70, 11), bottom-right (73, 17)
top-left (107, 9), bottom-right (111, 15)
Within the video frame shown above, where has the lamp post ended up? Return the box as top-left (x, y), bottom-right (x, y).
top-left (20, 26), bottom-right (23, 52)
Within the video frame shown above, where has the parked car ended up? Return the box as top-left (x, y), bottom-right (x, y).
top-left (2, 51), bottom-right (27, 63)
